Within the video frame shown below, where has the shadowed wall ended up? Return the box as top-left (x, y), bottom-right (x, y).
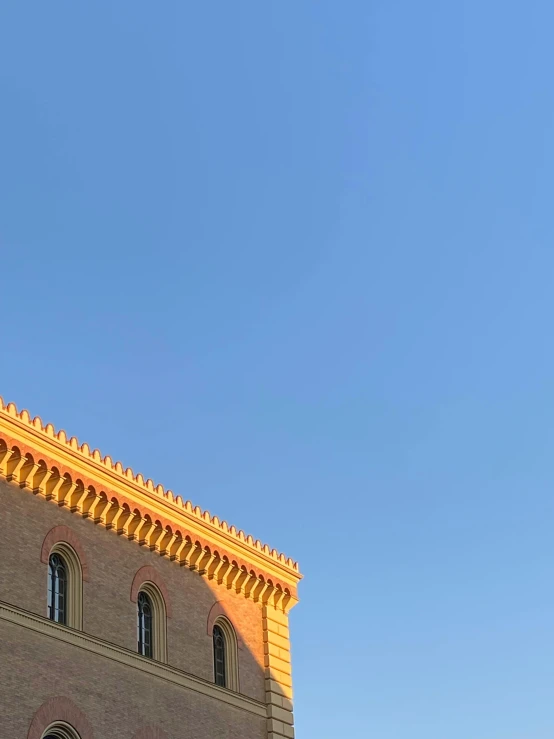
top-left (0, 475), bottom-right (279, 738)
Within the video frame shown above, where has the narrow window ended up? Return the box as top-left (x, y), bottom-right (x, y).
top-left (213, 623), bottom-right (227, 687)
top-left (137, 591), bottom-right (153, 658)
top-left (48, 553), bottom-right (67, 625)
top-left (43, 535), bottom-right (85, 631)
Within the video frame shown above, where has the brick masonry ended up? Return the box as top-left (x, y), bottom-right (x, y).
top-left (0, 476), bottom-right (277, 738)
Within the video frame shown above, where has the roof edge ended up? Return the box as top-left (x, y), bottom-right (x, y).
top-left (0, 397), bottom-right (301, 587)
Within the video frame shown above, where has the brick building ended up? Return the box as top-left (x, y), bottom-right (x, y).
top-left (0, 399), bottom-right (300, 739)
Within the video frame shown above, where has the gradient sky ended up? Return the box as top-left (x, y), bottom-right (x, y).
top-left (1, 3), bottom-right (554, 738)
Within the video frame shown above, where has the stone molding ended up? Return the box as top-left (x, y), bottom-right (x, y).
top-left (130, 565), bottom-right (172, 619)
top-left (40, 525), bottom-right (90, 581)
top-left (27, 696), bottom-right (94, 739)
top-left (0, 399), bottom-right (300, 609)
top-left (206, 600), bottom-right (244, 650)
top-left (263, 606), bottom-right (295, 739)
top-left (1, 599), bottom-right (266, 718)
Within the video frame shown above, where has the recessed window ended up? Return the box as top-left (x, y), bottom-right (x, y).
top-left (46, 542), bottom-right (84, 630)
top-left (212, 617), bottom-right (239, 691)
top-left (137, 590), bottom-right (153, 658)
top-left (48, 554), bottom-right (67, 625)
top-left (134, 581), bottom-right (168, 663)
top-left (213, 624), bottom-right (226, 687)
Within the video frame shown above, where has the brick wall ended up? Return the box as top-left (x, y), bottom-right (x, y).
top-left (0, 477), bottom-right (268, 738)
top-left (0, 619), bottom-right (266, 739)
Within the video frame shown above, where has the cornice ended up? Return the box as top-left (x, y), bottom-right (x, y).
top-left (0, 398), bottom-right (300, 608)
top-left (0, 599), bottom-right (267, 718)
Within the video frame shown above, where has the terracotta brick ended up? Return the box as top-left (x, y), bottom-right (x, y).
top-left (0, 478), bottom-right (268, 738)
top-left (27, 696), bottom-right (94, 739)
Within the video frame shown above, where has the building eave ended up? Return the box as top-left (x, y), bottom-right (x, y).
top-left (0, 398), bottom-right (301, 609)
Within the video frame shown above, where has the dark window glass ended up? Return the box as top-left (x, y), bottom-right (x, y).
top-left (43, 730), bottom-right (73, 739)
top-left (48, 553), bottom-right (67, 625)
top-left (213, 624), bottom-right (226, 687)
top-left (137, 591), bottom-right (153, 658)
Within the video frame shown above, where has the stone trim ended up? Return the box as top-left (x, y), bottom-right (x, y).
top-left (40, 525), bottom-right (90, 581)
top-left (0, 398), bottom-right (300, 574)
top-left (131, 567), bottom-right (170, 663)
top-left (211, 614), bottom-right (240, 693)
top-left (1, 599), bottom-right (266, 718)
top-left (0, 405), bottom-right (300, 608)
top-left (263, 605), bottom-right (295, 739)
top-left (41, 526), bottom-right (86, 630)
top-left (130, 565), bottom-right (172, 618)
top-left (206, 600), bottom-right (244, 650)
top-left (27, 696), bottom-right (94, 739)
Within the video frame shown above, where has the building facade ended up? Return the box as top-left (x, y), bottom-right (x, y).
top-left (0, 399), bottom-right (300, 739)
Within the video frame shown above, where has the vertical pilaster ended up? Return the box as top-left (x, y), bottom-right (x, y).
top-left (263, 604), bottom-right (295, 739)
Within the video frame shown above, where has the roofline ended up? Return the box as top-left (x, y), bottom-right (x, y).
top-left (0, 398), bottom-right (301, 601)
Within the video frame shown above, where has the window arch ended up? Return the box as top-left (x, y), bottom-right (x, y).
top-left (136, 582), bottom-right (167, 663)
top-left (42, 724), bottom-right (81, 739)
top-left (212, 616), bottom-right (239, 691)
top-left (48, 554), bottom-right (67, 624)
top-left (137, 590), bottom-right (153, 658)
top-left (27, 697), bottom-right (92, 739)
top-left (46, 542), bottom-right (83, 630)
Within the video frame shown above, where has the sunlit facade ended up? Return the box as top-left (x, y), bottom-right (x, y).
top-left (0, 398), bottom-right (300, 739)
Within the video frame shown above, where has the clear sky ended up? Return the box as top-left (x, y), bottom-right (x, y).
top-left (1, 2), bottom-right (554, 737)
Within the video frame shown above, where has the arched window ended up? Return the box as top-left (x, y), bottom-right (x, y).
top-left (135, 583), bottom-right (167, 662)
top-left (30, 697), bottom-right (91, 739)
top-left (137, 591), bottom-right (153, 658)
top-left (212, 617), bottom-right (239, 691)
top-left (48, 554), bottom-right (67, 625)
top-left (45, 542), bottom-right (84, 630)
top-left (42, 723), bottom-right (81, 739)
top-left (213, 624), bottom-right (226, 686)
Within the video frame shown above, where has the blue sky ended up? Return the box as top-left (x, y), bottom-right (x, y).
top-left (1, 2), bottom-right (554, 737)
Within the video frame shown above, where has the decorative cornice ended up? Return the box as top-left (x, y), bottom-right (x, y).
top-left (0, 599), bottom-right (267, 718)
top-left (0, 398), bottom-right (300, 609)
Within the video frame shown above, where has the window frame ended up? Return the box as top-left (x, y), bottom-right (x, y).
top-left (136, 582), bottom-right (168, 663)
top-left (137, 590), bottom-right (154, 658)
top-left (212, 616), bottom-right (239, 691)
top-left (213, 623), bottom-right (226, 687)
top-left (41, 722), bottom-right (81, 739)
top-left (46, 542), bottom-right (83, 630)
top-left (48, 553), bottom-right (68, 625)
